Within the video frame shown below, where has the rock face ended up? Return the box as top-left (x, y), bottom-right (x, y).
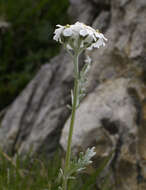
top-left (60, 78), bottom-right (145, 189)
top-left (1, 0), bottom-right (146, 189)
top-left (61, 78), bottom-right (140, 153)
top-left (60, 0), bottom-right (146, 189)
top-left (0, 50), bottom-right (75, 155)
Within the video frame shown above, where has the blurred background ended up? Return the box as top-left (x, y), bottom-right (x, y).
top-left (0, 0), bottom-right (69, 111)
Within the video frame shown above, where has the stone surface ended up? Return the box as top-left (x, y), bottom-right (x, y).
top-left (0, 50), bottom-right (77, 155)
top-left (60, 0), bottom-right (146, 189)
top-left (60, 78), bottom-right (139, 153)
top-left (92, 11), bottom-right (110, 32)
top-left (60, 78), bottom-right (144, 189)
top-left (68, 0), bottom-right (95, 24)
top-left (1, 0), bottom-right (146, 189)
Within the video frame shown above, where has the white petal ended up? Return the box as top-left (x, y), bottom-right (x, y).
top-left (53, 27), bottom-right (64, 42)
top-left (71, 22), bottom-right (84, 33)
top-left (103, 35), bottom-right (108, 41)
top-left (86, 25), bottom-right (95, 32)
top-left (99, 33), bottom-right (108, 41)
top-left (71, 25), bottom-right (81, 33)
top-left (53, 35), bottom-right (58, 41)
top-left (95, 32), bottom-right (107, 41)
top-left (63, 28), bottom-right (73, 37)
top-left (93, 38), bottom-right (104, 48)
top-left (86, 30), bottom-right (96, 41)
top-left (95, 32), bottom-right (102, 38)
top-left (56, 24), bottom-right (63, 28)
top-left (80, 29), bottom-right (88, 37)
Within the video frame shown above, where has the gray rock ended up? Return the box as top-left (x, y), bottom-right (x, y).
top-left (61, 0), bottom-right (146, 189)
top-left (0, 50), bottom-right (75, 155)
top-left (92, 11), bottom-right (110, 32)
top-left (92, 0), bottom-right (110, 6)
top-left (68, 0), bottom-right (96, 24)
top-left (60, 78), bottom-right (139, 153)
top-left (60, 78), bottom-right (144, 189)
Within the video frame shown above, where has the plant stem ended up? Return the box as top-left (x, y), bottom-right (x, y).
top-left (63, 52), bottom-right (79, 190)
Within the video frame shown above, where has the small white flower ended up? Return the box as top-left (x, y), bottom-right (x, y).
top-left (79, 29), bottom-right (88, 37)
top-left (98, 33), bottom-right (108, 41)
top-left (53, 22), bottom-right (107, 52)
top-left (93, 38), bottom-right (105, 48)
top-left (63, 28), bottom-right (73, 37)
top-left (53, 25), bottom-right (64, 42)
top-left (71, 22), bottom-right (84, 33)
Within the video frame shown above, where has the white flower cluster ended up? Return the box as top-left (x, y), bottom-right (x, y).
top-left (53, 22), bottom-right (107, 52)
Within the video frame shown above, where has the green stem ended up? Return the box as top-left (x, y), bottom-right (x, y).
top-left (62, 52), bottom-right (79, 190)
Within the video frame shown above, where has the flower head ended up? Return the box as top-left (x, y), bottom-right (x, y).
top-left (53, 22), bottom-right (107, 52)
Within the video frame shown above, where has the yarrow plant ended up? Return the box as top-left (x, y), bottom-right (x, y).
top-left (53, 21), bottom-right (107, 52)
top-left (53, 22), bottom-right (107, 190)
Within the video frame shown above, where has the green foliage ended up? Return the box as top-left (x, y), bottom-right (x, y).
top-left (0, 149), bottom-right (112, 190)
top-left (0, 0), bottom-right (69, 110)
top-left (0, 150), bottom-right (62, 190)
top-left (68, 147), bottom-right (96, 176)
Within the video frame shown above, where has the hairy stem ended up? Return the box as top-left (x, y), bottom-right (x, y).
top-left (62, 52), bottom-right (79, 190)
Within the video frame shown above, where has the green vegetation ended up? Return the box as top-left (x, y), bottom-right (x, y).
top-left (0, 149), bottom-right (112, 190)
top-left (0, 150), bottom-right (62, 190)
top-left (0, 0), bottom-right (69, 110)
